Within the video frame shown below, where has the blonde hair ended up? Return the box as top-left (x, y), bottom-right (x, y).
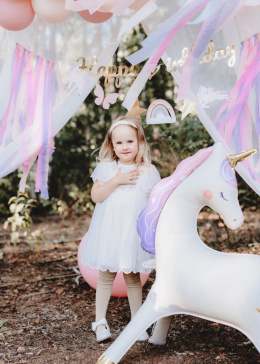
top-left (98, 115), bottom-right (150, 167)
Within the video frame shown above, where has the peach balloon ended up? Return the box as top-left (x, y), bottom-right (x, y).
top-left (78, 10), bottom-right (113, 23)
top-left (77, 235), bottom-right (149, 297)
top-left (0, 0), bottom-right (35, 31)
top-left (129, 0), bottom-right (151, 11)
top-left (32, 0), bottom-right (72, 24)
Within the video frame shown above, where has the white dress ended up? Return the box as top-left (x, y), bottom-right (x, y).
top-left (81, 160), bottom-right (160, 274)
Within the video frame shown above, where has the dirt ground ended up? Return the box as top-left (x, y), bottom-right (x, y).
top-left (1, 209), bottom-right (260, 364)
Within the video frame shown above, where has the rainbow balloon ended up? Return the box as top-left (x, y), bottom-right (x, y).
top-left (146, 99), bottom-right (176, 124)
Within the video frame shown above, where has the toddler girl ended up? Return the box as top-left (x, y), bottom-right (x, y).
top-left (81, 115), bottom-right (160, 342)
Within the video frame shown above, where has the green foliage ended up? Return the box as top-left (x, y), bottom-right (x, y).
top-left (4, 192), bottom-right (35, 243)
top-left (0, 172), bottom-right (20, 216)
top-left (237, 174), bottom-right (260, 210)
top-left (158, 116), bottom-right (213, 160)
top-left (26, 228), bottom-right (44, 252)
top-left (47, 93), bottom-right (115, 215)
top-left (3, 191), bottom-right (44, 251)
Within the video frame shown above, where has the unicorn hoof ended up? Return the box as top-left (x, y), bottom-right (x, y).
top-left (148, 336), bottom-right (166, 345)
top-left (137, 330), bottom-right (149, 341)
top-left (96, 354), bottom-right (115, 363)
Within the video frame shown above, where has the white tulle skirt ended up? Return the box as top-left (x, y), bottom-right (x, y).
top-left (80, 186), bottom-right (154, 274)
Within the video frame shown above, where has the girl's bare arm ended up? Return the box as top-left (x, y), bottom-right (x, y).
top-left (91, 168), bottom-right (139, 203)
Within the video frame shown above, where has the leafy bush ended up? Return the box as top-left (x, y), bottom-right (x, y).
top-left (0, 172), bottom-right (20, 216)
top-left (3, 191), bottom-right (43, 250)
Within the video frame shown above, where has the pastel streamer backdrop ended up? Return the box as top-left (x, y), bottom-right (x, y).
top-left (0, 3), bottom-right (157, 197)
top-left (126, 0), bottom-right (250, 100)
top-left (0, 0), bottom-right (260, 198)
top-left (0, 43), bottom-right (59, 198)
top-left (215, 34), bottom-right (260, 182)
top-left (141, 0), bottom-right (260, 196)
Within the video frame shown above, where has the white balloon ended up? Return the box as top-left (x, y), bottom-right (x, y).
top-left (31, 0), bottom-right (72, 24)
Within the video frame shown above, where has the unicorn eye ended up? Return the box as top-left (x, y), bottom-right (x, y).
top-left (220, 192), bottom-right (228, 201)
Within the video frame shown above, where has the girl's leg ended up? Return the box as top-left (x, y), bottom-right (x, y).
top-left (123, 272), bottom-right (142, 318)
top-left (96, 270), bottom-right (116, 334)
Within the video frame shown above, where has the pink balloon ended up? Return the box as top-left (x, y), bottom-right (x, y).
top-left (32, 0), bottom-right (72, 24)
top-left (0, 0), bottom-right (35, 31)
top-left (78, 10), bottom-right (113, 23)
top-left (77, 235), bottom-right (149, 297)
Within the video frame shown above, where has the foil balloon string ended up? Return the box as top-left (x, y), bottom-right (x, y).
top-left (215, 34), bottom-right (260, 182)
top-left (0, 43), bottom-right (61, 198)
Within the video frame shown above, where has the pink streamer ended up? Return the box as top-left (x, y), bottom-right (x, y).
top-left (34, 60), bottom-right (56, 199)
top-left (146, 0), bottom-right (210, 73)
top-left (35, 60), bottom-right (47, 193)
top-left (178, 0), bottom-right (242, 100)
top-left (214, 34), bottom-right (260, 184)
top-left (0, 44), bottom-right (21, 144)
top-left (216, 38), bottom-right (260, 135)
top-left (0, 43), bottom-right (58, 198)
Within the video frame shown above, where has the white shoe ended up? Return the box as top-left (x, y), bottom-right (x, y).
top-left (137, 330), bottom-right (149, 341)
top-left (92, 318), bottom-right (111, 343)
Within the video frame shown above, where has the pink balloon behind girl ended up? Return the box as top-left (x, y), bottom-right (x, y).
top-left (77, 235), bottom-right (149, 297)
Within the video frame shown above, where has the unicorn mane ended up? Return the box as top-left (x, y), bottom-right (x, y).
top-left (137, 146), bottom-right (213, 255)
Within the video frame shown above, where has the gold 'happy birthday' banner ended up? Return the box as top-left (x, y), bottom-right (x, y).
top-left (77, 40), bottom-right (236, 88)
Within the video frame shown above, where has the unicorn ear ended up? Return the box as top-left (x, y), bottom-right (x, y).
top-left (210, 141), bottom-right (225, 161)
top-left (226, 148), bottom-right (258, 168)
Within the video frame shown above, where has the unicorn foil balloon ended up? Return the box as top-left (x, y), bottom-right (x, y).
top-left (96, 142), bottom-right (258, 364)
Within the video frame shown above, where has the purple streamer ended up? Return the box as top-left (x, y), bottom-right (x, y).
top-left (178, 0), bottom-right (239, 100)
top-left (254, 73), bottom-right (260, 139)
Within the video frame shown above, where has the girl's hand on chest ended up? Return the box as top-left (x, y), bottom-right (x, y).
top-left (115, 168), bottom-right (139, 186)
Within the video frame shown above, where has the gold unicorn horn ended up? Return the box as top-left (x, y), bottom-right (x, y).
top-left (226, 148), bottom-right (258, 168)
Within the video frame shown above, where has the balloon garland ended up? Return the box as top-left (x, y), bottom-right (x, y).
top-left (0, 0), bottom-right (151, 30)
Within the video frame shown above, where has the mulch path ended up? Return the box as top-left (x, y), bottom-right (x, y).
top-left (1, 209), bottom-right (260, 364)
